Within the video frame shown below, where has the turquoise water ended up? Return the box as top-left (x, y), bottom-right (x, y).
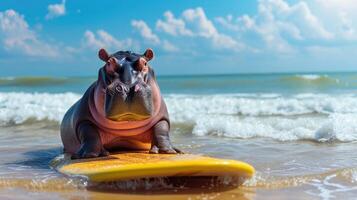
top-left (0, 72), bottom-right (356, 94)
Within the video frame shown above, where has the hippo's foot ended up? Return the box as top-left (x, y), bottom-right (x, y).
top-left (149, 144), bottom-right (182, 154)
top-left (71, 121), bottom-right (110, 159)
top-left (71, 142), bottom-right (109, 159)
top-left (149, 120), bottom-right (183, 154)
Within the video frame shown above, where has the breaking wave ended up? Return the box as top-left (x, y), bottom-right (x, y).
top-left (0, 92), bottom-right (80, 125)
top-left (280, 74), bottom-right (340, 86)
top-left (0, 77), bottom-right (74, 86)
top-left (1, 92), bottom-right (357, 142)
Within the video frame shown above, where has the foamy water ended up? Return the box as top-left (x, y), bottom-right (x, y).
top-left (1, 92), bottom-right (357, 143)
top-left (0, 92), bottom-right (80, 125)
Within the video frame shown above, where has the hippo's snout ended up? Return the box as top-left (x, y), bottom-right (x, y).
top-left (104, 81), bottom-right (153, 121)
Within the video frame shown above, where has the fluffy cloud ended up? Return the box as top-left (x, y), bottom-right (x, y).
top-left (45, 0), bottom-right (66, 20)
top-left (215, 15), bottom-right (240, 32)
top-left (0, 9), bottom-right (58, 57)
top-left (156, 7), bottom-right (242, 50)
top-left (131, 20), bottom-right (160, 44)
top-left (339, 12), bottom-right (356, 39)
top-left (215, 0), bottom-right (357, 44)
top-left (156, 11), bottom-right (193, 36)
top-left (131, 20), bottom-right (178, 52)
top-left (315, 0), bottom-right (357, 12)
top-left (83, 30), bottom-right (133, 51)
top-left (216, 0), bottom-right (334, 52)
top-left (311, 0), bottom-right (357, 40)
top-left (269, 0), bottom-right (333, 39)
top-left (182, 7), bottom-right (218, 38)
top-left (161, 40), bottom-right (178, 52)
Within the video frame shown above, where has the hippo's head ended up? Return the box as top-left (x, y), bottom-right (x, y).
top-left (97, 48), bottom-right (156, 121)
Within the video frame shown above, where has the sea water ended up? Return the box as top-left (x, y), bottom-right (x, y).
top-left (0, 72), bottom-right (356, 199)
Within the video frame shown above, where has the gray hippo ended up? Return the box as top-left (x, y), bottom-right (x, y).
top-left (60, 48), bottom-right (181, 159)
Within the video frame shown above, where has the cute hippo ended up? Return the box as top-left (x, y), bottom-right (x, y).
top-left (60, 48), bottom-right (181, 159)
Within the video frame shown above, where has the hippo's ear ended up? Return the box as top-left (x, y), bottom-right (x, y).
top-left (144, 48), bottom-right (154, 61)
top-left (98, 48), bottom-right (109, 62)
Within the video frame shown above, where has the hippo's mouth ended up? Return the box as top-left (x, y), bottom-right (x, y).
top-left (107, 112), bottom-right (151, 121)
top-left (104, 86), bottom-right (153, 121)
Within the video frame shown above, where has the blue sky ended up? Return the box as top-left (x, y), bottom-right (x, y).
top-left (0, 0), bottom-right (357, 76)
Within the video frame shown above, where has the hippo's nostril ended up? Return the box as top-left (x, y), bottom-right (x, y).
top-left (115, 85), bottom-right (123, 93)
top-left (115, 85), bottom-right (129, 94)
top-left (134, 84), bottom-right (141, 92)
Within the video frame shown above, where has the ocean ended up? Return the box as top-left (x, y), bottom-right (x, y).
top-left (0, 72), bottom-right (357, 199)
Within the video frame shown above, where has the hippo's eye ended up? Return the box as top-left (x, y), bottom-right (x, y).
top-left (135, 57), bottom-right (149, 72)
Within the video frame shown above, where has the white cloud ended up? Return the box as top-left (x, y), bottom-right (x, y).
top-left (275, 0), bottom-right (333, 40)
top-left (310, 0), bottom-right (357, 40)
top-left (131, 20), bottom-right (178, 52)
top-left (215, 0), bottom-right (334, 52)
top-left (0, 9), bottom-right (58, 57)
top-left (184, 7), bottom-right (241, 49)
top-left (83, 30), bottom-right (133, 51)
top-left (156, 11), bottom-right (193, 36)
top-left (315, 0), bottom-right (357, 12)
top-left (162, 40), bottom-right (178, 52)
top-left (131, 20), bottom-right (160, 44)
top-left (339, 12), bottom-right (356, 40)
top-left (182, 7), bottom-right (218, 38)
top-left (45, 0), bottom-right (66, 20)
top-left (239, 15), bottom-right (255, 30)
top-left (215, 15), bottom-right (240, 31)
top-left (156, 7), bottom-right (242, 51)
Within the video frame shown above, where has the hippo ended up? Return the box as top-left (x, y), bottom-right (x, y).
top-left (60, 48), bottom-right (181, 159)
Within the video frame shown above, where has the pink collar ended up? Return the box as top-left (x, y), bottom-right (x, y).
top-left (89, 80), bottom-right (162, 136)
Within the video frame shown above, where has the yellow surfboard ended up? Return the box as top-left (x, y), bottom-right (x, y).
top-left (51, 152), bottom-right (255, 182)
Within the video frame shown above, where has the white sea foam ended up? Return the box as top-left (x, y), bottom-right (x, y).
top-left (189, 113), bottom-right (357, 142)
top-left (165, 93), bottom-right (357, 119)
top-left (289, 74), bottom-right (340, 84)
top-left (0, 92), bottom-right (80, 125)
top-left (166, 94), bottom-right (357, 142)
top-left (296, 74), bottom-right (325, 80)
top-left (308, 174), bottom-right (357, 200)
top-left (1, 92), bottom-right (357, 142)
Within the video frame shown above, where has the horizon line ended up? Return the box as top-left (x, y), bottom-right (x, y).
top-left (0, 69), bottom-right (356, 78)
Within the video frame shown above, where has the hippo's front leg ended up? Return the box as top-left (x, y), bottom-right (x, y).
top-left (150, 120), bottom-right (182, 154)
top-left (71, 121), bottom-right (109, 159)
